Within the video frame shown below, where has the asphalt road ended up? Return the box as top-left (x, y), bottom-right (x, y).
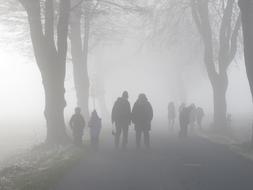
top-left (52, 129), bottom-right (253, 190)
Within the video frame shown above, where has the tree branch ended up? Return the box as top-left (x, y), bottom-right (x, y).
top-left (229, 13), bottom-right (241, 64)
top-left (45, 0), bottom-right (56, 49)
top-left (218, 0), bottom-right (234, 72)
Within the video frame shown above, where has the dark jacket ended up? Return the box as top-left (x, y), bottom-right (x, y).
top-left (179, 107), bottom-right (192, 128)
top-left (111, 97), bottom-right (131, 126)
top-left (70, 114), bottom-right (85, 132)
top-left (132, 99), bottom-right (153, 130)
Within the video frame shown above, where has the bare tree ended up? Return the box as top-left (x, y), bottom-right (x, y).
top-left (239, 0), bottom-right (253, 100)
top-left (18, 0), bottom-right (71, 144)
top-left (191, 0), bottom-right (241, 130)
top-left (238, 0), bottom-right (253, 145)
top-left (69, 0), bottom-right (93, 119)
top-left (69, 0), bottom-right (149, 119)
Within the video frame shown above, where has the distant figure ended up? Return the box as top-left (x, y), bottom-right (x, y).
top-left (179, 103), bottom-right (186, 114)
top-left (111, 91), bottom-right (131, 149)
top-left (69, 107), bottom-right (86, 146)
top-left (88, 110), bottom-right (102, 150)
top-left (196, 107), bottom-right (205, 130)
top-left (189, 104), bottom-right (197, 131)
top-left (168, 102), bottom-right (176, 131)
top-left (132, 94), bottom-right (153, 149)
top-left (179, 105), bottom-right (193, 138)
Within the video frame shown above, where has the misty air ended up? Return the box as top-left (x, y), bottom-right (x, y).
top-left (1, 0), bottom-right (253, 190)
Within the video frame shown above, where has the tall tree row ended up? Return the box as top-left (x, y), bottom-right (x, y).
top-left (239, 0), bottom-right (253, 101)
top-left (18, 0), bottom-right (70, 144)
top-left (69, 0), bottom-right (146, 120)
top-left (70, 0), bottom-right (93, 120)
top-left (191, 0), bottom-right (241, 130)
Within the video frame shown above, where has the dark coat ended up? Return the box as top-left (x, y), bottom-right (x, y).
top-left (111, 97), bottom-right (131, 126)
top-left (70, 114), bottom-right (85, 133)
top-left (132, 99), bottom-right (153, 130)
top-left (179, 107), bottom-right (192, 128)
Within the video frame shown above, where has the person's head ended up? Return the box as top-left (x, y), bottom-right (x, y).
top-left (138, 93), bottom-right (147, 102)
top-left (188, 105), bottom-right (195, 112)
top-left (91, 110), bottom-right (98, 118)
top-left (75, 107), bottom-right (81, 114)
top-left (122, 91), bottom-right (129, 99)
top-left (189, 104), bottom-right (196, 109)
top-left (181, 102), bottom-right (186, 107)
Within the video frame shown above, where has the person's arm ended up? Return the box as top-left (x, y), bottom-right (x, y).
top-left (149, 103), bottom-right (153, 122)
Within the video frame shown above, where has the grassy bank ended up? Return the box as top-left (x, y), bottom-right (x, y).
top-left (0, 145), bottom-right (85, 190)
top-left (199, 130), bottom-right (253, 162)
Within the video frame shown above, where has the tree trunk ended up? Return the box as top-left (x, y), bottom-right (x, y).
top-left (239, 0), bottom-right (253, 99)
top-left (69, 4), bottom-right (90, 119)
top-left (82, 9), bottom-right (91, 119)
top-left (212, 77), bottom-right (228, 130)
top-left (42, 67), bottom-right (68, 144)
top-left (70, 10), bottom-right (89, 119)
top-left (239, 0), bottom-right (253, 145)
top-left (21, 0), bottom-right (70, 144)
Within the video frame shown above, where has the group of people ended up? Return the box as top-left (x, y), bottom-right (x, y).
top-left (69, 108), bottom-right (102, 150)
top-left (176, 103), bottom-right (204, 138)
top-left (68, 91), bottom-right (205, 150)
top-left (111, 91), bottom-right (153, 149)
top-left (69, 91), bottom-right (153, 150)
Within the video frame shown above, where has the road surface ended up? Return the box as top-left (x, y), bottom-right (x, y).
top-left (52, 128), bottom-right (253, 190)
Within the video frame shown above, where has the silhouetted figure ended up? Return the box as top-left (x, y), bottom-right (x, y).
top-left (69, 107), bottom-right (86, 146)
top-left (132, 94), bottom-right (153, 149)
top-left (88, 110), bottom-right (102, 150)
top-left (168, 102), bottom-right (176, 131)
top-left (179, 105), bottom-right (193, 138)
top-left (179, 103), bottom-right (186, 114)
top-left (189, 104), bottom-right (197, 131)
top-left (111, 91), bottom-right (131, 149)
top-left (196, 107), bottom-right (204, 130)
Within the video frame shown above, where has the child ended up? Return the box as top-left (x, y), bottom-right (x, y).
top-left (69, 107), bottom-right (85, 146)
top-left (88, 110), bottom-right (102, 150)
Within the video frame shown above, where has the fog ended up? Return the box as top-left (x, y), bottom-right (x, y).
top-left (1, 27), bottom-right (253, 162)
top-left (2, 1), bottom-right (253, 189)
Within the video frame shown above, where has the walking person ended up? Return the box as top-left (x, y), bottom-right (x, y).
top-left (69, 107), bottom-right (86, 146)
top-left (88, 110), bottom-right (102, 150)
top-left (132, 94), bottom-right (153, 149)
top-left (179, 105), bottom-right (194, 138)
top-left (179, 105), bottom-right (193, 139)
top-left (111, 91), bottom-right (131, 149)
top-left (168, 102), bottom-right (176, 131)
top-left (179, 103), bottom-right (186, 114)
top-left (189, 104), bottom-right (197, 131)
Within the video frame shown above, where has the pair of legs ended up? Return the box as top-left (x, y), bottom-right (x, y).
top-left (179, 121), bottom-right (188, 138)
top-left (90, 136), bottom-right (99, 150)
top-left (115, 124), bottom-right (129, 149)
top-left (135, 128), bottom-right (150, 149)
top-left (73, 132), bottom-right (83, 146)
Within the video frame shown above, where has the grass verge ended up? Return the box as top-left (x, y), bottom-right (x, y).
top-left (0, 145), bottom-right (85, 190)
